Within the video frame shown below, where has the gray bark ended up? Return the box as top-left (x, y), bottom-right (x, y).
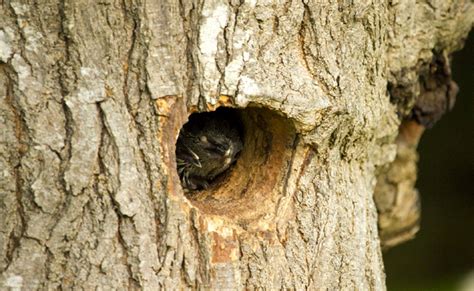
top-left (0, 0), bottom-right (472, 289)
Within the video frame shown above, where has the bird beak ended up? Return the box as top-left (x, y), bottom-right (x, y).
top-left (192, 159), bottom-right (202, 168)
top-left (185, 146), bottom-right (202, 168)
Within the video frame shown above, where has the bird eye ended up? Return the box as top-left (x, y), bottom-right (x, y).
top-left (210, 145), bottom-right (227, 155)
top-left (217, 144), bottom-right (228, 154)
top-left (204, 140), bottom-right (229, 156)
top-left (200, 137), bottom-right (225, 154)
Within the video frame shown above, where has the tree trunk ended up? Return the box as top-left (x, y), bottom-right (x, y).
top-left (0, 0), bottom-right (471, 289)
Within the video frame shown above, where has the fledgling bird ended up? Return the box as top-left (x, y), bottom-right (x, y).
top-left (176, 111), bottom-right (243, 191)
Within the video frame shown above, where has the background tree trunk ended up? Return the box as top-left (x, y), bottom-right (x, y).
top-left (0, 0), bottom-right (471, 289)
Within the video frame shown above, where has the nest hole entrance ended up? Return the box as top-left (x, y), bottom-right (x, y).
top-left (175, 106), bottom-right (296, 223)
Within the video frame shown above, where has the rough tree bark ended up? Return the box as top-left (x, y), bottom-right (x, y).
top-left (0, 0), bottom-right (472, 289)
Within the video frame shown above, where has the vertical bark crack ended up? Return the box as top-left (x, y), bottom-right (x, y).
top-left (1, 65), bottom-right (28, 271)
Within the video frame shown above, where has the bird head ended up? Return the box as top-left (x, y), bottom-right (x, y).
top-left (198, 134), bottom-right (242, 164)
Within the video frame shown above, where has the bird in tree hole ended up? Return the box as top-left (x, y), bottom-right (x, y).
top-left (176, 111), bottom-right (243, 191)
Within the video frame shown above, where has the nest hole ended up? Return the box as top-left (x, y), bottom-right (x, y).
top-left (175, 106), bottom-right (296, 224)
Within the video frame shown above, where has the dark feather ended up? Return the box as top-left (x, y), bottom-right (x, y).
top-left (176, 111), bottom-right (243, 191)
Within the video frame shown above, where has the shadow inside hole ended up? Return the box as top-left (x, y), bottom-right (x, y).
top-left (176, 106), bottom-right (296, 223)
